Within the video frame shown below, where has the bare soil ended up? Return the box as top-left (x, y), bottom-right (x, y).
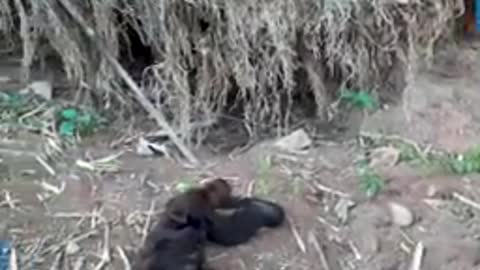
top-left (1, 42), bottom-right (480, 270)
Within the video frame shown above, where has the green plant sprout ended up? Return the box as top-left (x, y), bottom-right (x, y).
top-left (443, 146), bottom-right (480, 175)
top-left (357, 163), bottom-right (384, 198)
top-left (56, 107), bottom-right (105, 137)
top-left (340, 89), bottom-right (378, 110)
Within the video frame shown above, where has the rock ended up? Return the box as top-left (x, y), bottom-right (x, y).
top-left (65, 241), bottom-right (81, 255)
top-left (368, 146), bottom-right (400, 170)
top-left (21, 80), bottom-right (52, 100)
top-left (387, 202), bottom-right (414, 227)
top-left (426, 184), bottom-right (438, 197)
top-left (274, 129), bottom-right (312, 152)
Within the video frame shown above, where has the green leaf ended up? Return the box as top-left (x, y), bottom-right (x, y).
top-left (77, 114), bottom-right (93, 125)
top-left (450, 158), bottom-right (476, 175)
top-left (353, 91), bottom-right (377, 109)
top-left (339, 89), bottom-right (356, 99)
top-left (340, 89), bottom-right (378, 110)
top-left (61, 108), bottom-right (78, 121)
top-left (0, 92), bottom-right (23, 107)
top-left (59, 121), bottom-right (76, 137)
top-left (358, 165), bottom-right (384, 198)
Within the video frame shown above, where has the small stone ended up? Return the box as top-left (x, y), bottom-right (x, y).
top-left (65, 241), bottom-right (81, 255)
top-left (368, 146), bottom-right (400, 169)
top-left (21, 80), bottom-right (52, 100)
top-left (274, 129), bottom-right (312, 152)
top-left (426, 185), bottom-right (437, 197)
top-left (388, 202), bottom-right (414, 227)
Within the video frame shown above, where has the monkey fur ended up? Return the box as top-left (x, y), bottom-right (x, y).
top-left (164, 178), bottom-right (233, 225)
top-left (165, 178), bottom-right (286, 247)
top-left (132, 178), bottom-right (231, 270)
top-left (133, 178), bottom-right (285, 269)
top-left (133, 218), bottom-right (208, 270)
top-left (205, 196), bottom-right (285, 247)
top-left (167, 178), bottom-right (285, 246)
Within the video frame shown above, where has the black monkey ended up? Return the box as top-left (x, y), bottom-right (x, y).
top-left (134, 178), bottom-right (286, 270)
top-left (166, 178), bottom-right (286, 247)
top-left (133, 217), bottom-right (208, 270)
top-left (205, 197), bottom-right (285, 247)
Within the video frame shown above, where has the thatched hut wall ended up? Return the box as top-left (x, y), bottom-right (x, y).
top-left (0, 0), bottom-right (463, 142)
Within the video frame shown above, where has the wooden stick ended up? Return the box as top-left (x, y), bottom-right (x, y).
top-left (141, 199), bottom-right (156, 245)
top-left (452, 192), bottom-right (480, 211)
top-left (308, 232), bottom-right (330, 270)
top-left (409, 241), bottom-right (424, 270)
top-left (116, 246), bottom-right (132, 270)
top-left (57, 0), bottom-right (199, 166)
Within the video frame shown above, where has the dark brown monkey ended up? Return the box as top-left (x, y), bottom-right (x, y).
top-left (166, 177), bottom-right (286, 247)
top-left (132, 178), bottom-right (232, 270)
top-left (168, 177), bottom-right (286, 246)
top-left (164, 178), bottom-right (233, 224)
top-left (133, 177), bottom-right (285, 269)
top-left (133, 220), bottom-right (207, 270)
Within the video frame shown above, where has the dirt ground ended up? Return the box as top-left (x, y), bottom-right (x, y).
top-left (1, 41), bottom-right (480, 270)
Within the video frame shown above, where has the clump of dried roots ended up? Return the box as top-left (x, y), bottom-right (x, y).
top-left (0, 0), bottom-right (464, 146)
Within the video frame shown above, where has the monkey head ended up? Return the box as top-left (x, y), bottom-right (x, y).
top-left (164, 178), bottom-right (233, 225)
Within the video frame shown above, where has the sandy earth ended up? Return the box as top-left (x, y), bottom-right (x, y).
top-left (1, 42), bottom-right (480, 270)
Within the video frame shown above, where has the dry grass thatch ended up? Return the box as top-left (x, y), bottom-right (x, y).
top-left (0, 0), bottom-right (464, 144)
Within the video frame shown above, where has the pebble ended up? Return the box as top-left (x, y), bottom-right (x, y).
top-left (387, 202), bottom-right (414, 227)
top-left (426, 184), bottom-right (437, 197)
top-left (274, 128), bottom-right (312, 152)
top-left (21, 80), bottom-right (52, 100)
